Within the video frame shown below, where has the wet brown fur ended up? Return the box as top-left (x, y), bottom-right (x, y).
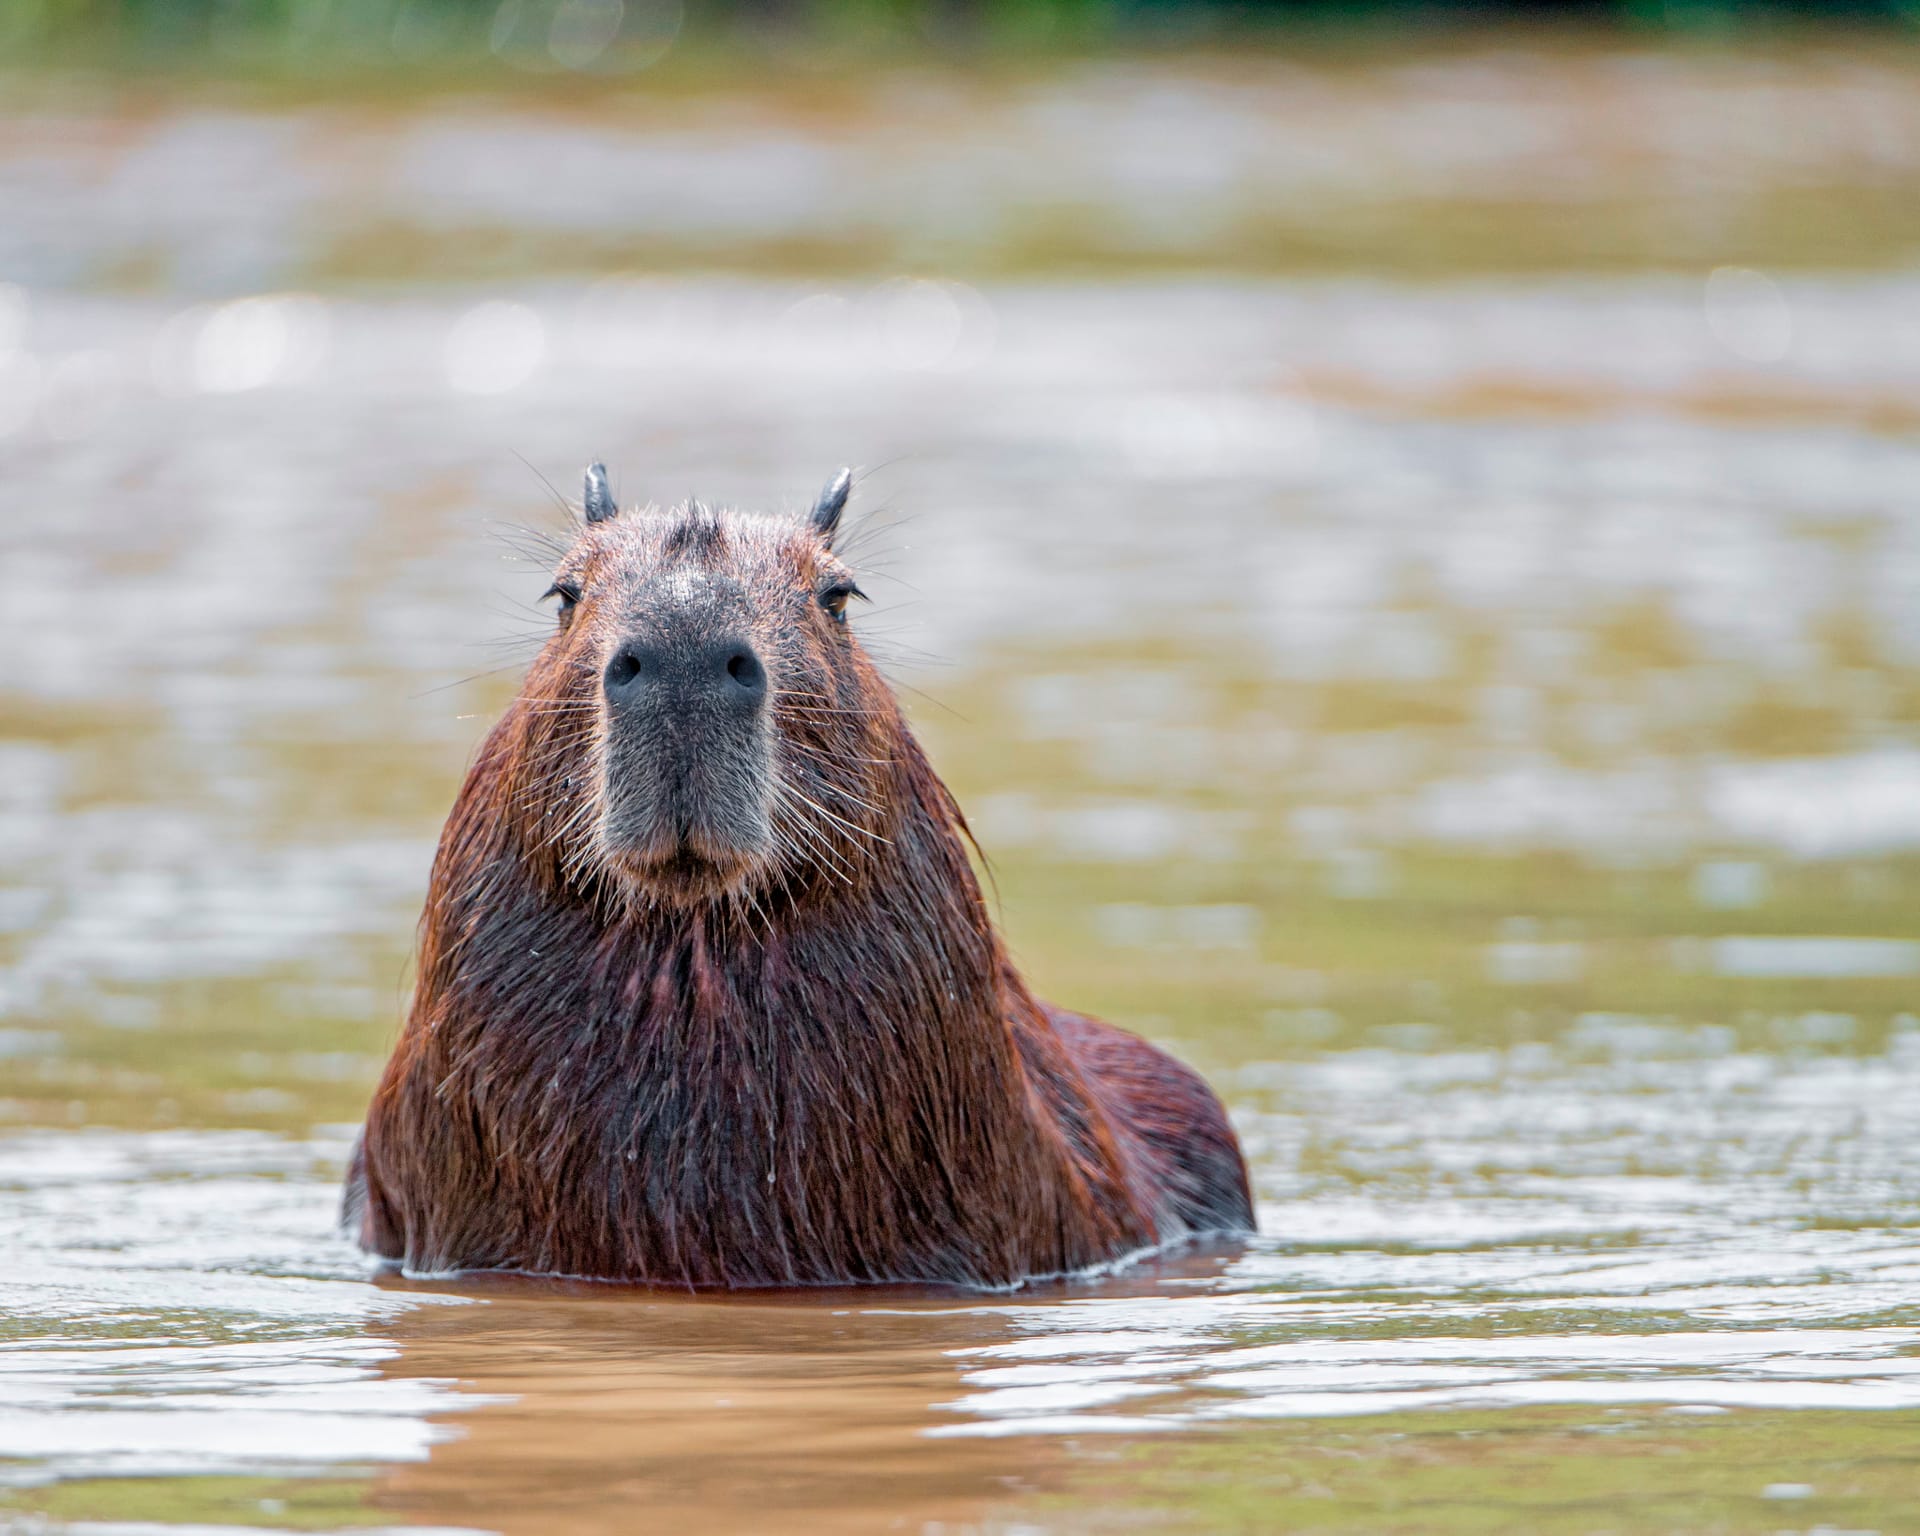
top-left (349, 490), bottom-right (1253, 1287)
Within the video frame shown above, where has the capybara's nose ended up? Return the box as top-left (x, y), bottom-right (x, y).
top-left (604, 634), bottom-right (767, 712)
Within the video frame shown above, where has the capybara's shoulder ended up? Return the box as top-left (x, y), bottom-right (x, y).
top-left (1045, 1005), bottom-right (1255, 1238)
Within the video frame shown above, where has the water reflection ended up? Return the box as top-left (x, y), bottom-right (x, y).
top-left (368, 1287), bottom-right (1073, 1535)
top-left (5, 51), bottom-right (1920, 1530)
top-left (6, 1029), bottom-right (1920, 1527)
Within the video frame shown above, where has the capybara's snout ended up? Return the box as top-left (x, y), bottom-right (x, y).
top-left (597, 602), bottom-right (777, 896)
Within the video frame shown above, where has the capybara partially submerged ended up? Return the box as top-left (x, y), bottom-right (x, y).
top-left (347, 467), bottom-right (1254, 1287)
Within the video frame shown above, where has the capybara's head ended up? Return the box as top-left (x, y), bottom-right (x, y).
top-left (511, 466), bottom-right (889, 908)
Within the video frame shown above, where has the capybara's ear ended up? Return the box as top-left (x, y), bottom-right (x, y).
top-left (811, 467), bottom-right (852, 544)
top-left (583, 462), bottom-right (618, 523)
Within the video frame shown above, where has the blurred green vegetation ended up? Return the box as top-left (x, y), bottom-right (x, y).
top-left (5, 0), bottom-right (1917, 78)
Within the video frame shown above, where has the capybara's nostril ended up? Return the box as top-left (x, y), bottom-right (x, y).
top-left (603, 635), bottom-right (764, 709)
top-left (604, 648), bottom-right (645, 694)
top-left (723, 645), bottom-right (766, 703)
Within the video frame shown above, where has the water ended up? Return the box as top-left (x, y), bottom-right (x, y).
top-left (7, 1053), bottom-right (1920, 1530)
top-left (6, 43), bottom-right (1920, 1536)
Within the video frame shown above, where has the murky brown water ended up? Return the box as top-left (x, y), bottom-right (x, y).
top-left (5, 42), bottom-right (1920, 1536)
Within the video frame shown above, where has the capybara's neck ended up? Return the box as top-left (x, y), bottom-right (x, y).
top-left (355, 706), bottom-right (1152, 1287)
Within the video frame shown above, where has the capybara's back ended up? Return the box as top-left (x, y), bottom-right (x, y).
top-left (348, 468), bottom-right (1253, 1287)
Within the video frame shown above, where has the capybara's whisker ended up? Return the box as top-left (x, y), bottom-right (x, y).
top-left (778, 737), bottom-right (892, 773)
top-left (776, 702), bottom-right (880, 719)
top-left (769, 793), bottom-right (858, 885)
top-left (777, 762), bottom-right (886, 818)
top-left (778, 784), bottom-right (891, 847)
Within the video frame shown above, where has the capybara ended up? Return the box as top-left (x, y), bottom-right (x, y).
top-left (347, 467), bottom-right (1254, 1287)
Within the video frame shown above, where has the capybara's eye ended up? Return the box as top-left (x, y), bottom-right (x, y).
top-left (542, 580), bottom-right (582, 618)
top-left (818, 581), bottom-right (864, 622)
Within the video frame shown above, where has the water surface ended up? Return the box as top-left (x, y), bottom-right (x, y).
top-left (5, 44), bottom-right (1920, 1536)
